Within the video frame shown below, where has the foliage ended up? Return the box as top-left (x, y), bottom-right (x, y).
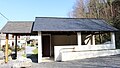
top-left (32, 48), bottom-right (38, 54)
top-left (21, 47), bottom-right (25, 50)
top-left (95, 33), bottom-right (111, 44)
top-left (70, 0), bottom-right (120, 47)
top-left (22, 54), bottom-right (26, 57)
top-left (27, 43), bottom-right (35, 47)
top-left (70, 0), bottom-right (120, 25)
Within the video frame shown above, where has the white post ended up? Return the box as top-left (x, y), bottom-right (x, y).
top-left (111, 32), bottom-right (116, 49)
top-left (92, 35), bottom-right (95, 45)
top-left (38, 32), bottom-right (42, 63)
top-left (77, 32), bottom-right (82, 46)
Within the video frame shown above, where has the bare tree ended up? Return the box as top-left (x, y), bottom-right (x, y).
top-left (70, 0), bottom-right (115, 20)
top-left (71, 0), bottom-right (85, 18)
top-left (70, 0), bottom-right (120, 46)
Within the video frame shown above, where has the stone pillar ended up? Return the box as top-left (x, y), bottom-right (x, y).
top-left (38, 32), bottom-right (42, 63)
top-left (111, 32), bottom-right (116, 49)
top-left (77, 32), bottom-right (82, 46)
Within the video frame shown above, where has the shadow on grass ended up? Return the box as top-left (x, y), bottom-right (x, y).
top-left (27, 54), bottom-right (38, 63)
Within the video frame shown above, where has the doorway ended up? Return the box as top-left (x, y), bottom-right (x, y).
top-left (42, 35), bottom-right (51, 57)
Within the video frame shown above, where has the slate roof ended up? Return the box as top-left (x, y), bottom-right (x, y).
top-left (1, 21), bottom-right (33, 33)
top-left (33, 17), bottom-right (118, 32)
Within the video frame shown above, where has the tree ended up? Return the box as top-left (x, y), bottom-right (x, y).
top-left (112, 0), bottom-right (120, 48)
top-left (70, 0), bottom-right (120, 46)
top-left (71, 0), bottom-right (115, 20)
top-left (71, 0), bottom-right (85, 18)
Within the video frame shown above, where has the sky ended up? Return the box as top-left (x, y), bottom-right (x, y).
top-left (0, 0), bottom-right (76, 29)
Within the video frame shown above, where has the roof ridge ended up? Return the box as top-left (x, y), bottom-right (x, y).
top-left (35, 17), bottom-right (104, 20)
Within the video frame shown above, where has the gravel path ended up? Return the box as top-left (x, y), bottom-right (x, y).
top-left (1, 54), bottom-right (120, 68)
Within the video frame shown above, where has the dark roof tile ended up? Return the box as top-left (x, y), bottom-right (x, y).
top-left (33, 17), bottom-right (118, 32)
top-left (1, 21), bottom-right (33, 33)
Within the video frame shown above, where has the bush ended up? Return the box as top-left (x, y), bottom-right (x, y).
top-left (32, 48), bottom-right (38, 54)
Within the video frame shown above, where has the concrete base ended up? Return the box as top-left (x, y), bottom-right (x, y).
top-left (61, 49), bottom-right (120, 61)
top-left (42, 57), bottom-right (54, 62)
top-left (12, 57), bottom-right (32, 68)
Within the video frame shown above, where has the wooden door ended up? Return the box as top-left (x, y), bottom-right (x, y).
top-left (42, 35), bottom-right (50, 57)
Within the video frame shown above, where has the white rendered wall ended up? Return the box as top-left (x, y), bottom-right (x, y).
top-left (54, 32), bottom-right (116, 61)
top-left (54, 32), bottom-right (117, 61)
top-left (38, 32), bottom-right (42, 63)
top-left (62, 49), bottom-right (120, 61)
top-left (54, 44), bottom-right (116, 61)
top-left (30, 36), bottom-right (39, 39)
top-left (1, 40), bottom-right (25, 48)
top-left (54, 46), bottom-right (77, 61)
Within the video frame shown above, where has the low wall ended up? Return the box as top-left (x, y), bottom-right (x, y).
top-left (62, 49), bottom-right (120, 61)
top-left (54, 44), bottom-right (116, 61)
top-left (76, 44), bottom-right (115, 51)
top-left (54, 46), bottom-right (77, 61)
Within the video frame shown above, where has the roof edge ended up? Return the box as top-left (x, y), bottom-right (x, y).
top-left (35, 17), bottom-right (104, 20)
top-left (7, 21), bottom-right (34, 23)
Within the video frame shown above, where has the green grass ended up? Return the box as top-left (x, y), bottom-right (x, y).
top-left (32, 48), bottom-right (38, 54)
top-left (22, 54), bottom-right (26, 57)
top-left (27, 44), bottom-right (31, 46)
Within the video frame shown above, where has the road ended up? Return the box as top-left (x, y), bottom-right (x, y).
top-left (32, 54), bottom-right (120, 68)
top-left (0, 54), bottom-right (120, 68)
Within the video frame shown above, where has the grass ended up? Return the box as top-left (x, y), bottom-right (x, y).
top-left (22, 54), bottom-right (26, 57)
